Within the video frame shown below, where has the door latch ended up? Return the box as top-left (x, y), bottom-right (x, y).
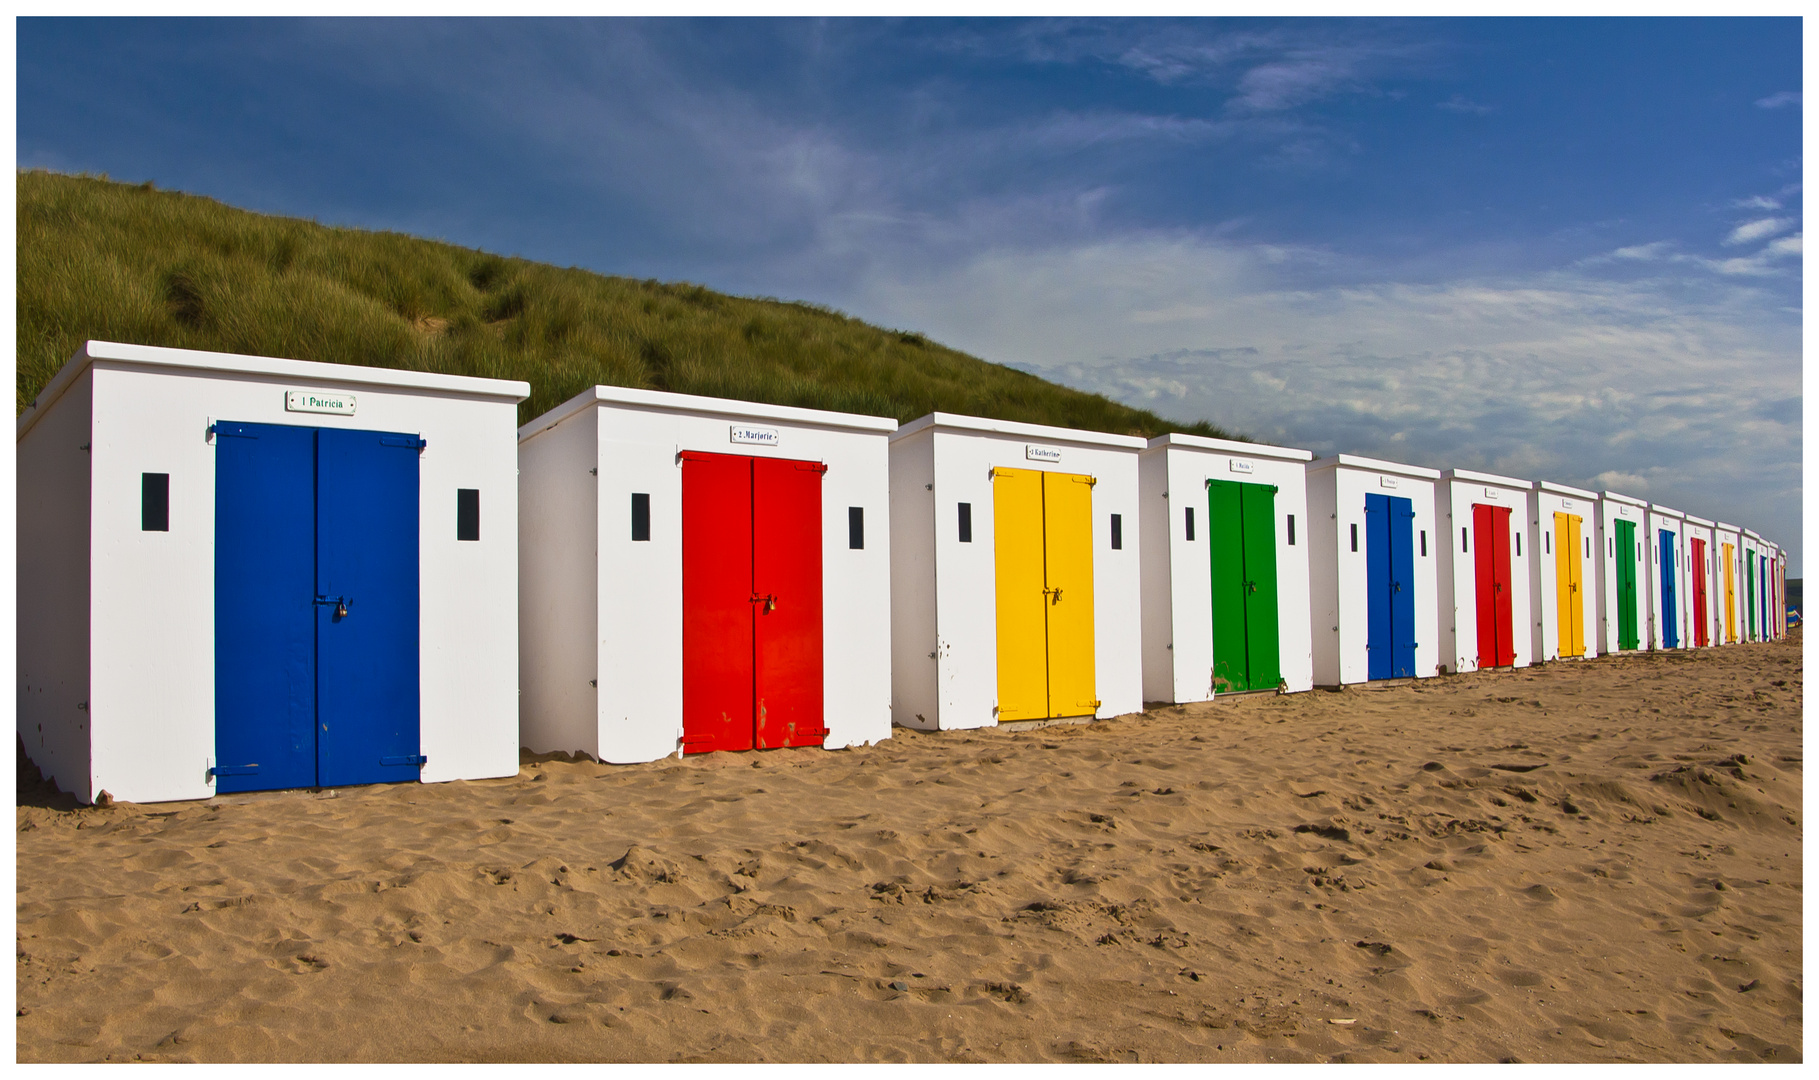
top-left (315, 595), bottom-right (351, 618)
top-left (751, 594), bottom-right (777, 612)
top-left (1047, 587), bottom-right (1063, 605)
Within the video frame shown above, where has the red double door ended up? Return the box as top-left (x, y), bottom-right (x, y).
top-left (680, 451), bottom-right (827, 754)
top-left (1690, 537), bottom-right (1709, 647)
top-left (1473, 504), bottom-right (1515, 668)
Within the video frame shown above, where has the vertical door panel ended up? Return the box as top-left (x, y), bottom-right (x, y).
top-left (753, 458), bottom-right (826, 749)
top-left (1615, 520), bottom-right (1639, 650)
top-left (993, 468), bottom-right (1048, 722)
top-left (1389, 496), bottom-right (1417, 678)
top-left (1658, 531), bottom-right (1679, 648)
top-left (1723, 544), bottom-right (1736, 643)
top-left (214, 422), bottom-right (318, 793)
top-left (682, 453), bottom-right (755, 753)
top-left (1206, 480), bottom-right (1248, 692)
top-left (1554, 512), bottom-right (1584, 658)
top-left (1239, 483), bottom-right (1281, 690)
top-left (1690, 538), bottom-right (1708, 646)
top-left (1365, 494), bottom-right (1392, 681)
top-left (1474, 504), bottom-right (1513, 667)
top-left (1746, 557), bottom-right (1756, 639)
top-left (1042, 472), bottom-right (1097, 717)
top-left (316, 428), bottom-right (422, 788)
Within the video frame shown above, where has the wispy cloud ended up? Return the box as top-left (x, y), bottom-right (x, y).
top-left (1755, 90), bottom-right (1802, 109)
top-left (1436, 93), bottom-right (1492, 114)
top-left (1724, 216), bottom-right (1795, 245)
top-left (1734, 194), bottom-right (1782, 210)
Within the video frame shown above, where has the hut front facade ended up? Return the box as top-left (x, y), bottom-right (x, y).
top-left (889, 413), bottom-right (1143, 730)
top-left (1681, 515), bottom-right (1717, 648)
top-left (1741, 530), bottom-right (1765, 641)
top-left (1438, 469), bottom-right (1535, 674)
top-left (1714, 522), bottom-right (1744, 643)
top-left (1306, 455), bottom-right (1442, 686)
top-left (1138, 434), bottom-right (1315, 702)
top-left (17, 341), bottom-right (528, 804)
top-left (517, 387), bottom-right (895, 764)
top-left (1596, 491), bottom-right (1649, 655)
top-left (1646, 504), bottom-right (1688, 650)
top-left (1528, 481), bottom-right (1600, 663)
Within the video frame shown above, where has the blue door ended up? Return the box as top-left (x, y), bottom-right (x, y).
top-left (1658, 531), bottom-right (1678, 648)
top-left (1365, 493), bottom-right (1417, 679)
top-left (214, 421), bottom-right (422, 793)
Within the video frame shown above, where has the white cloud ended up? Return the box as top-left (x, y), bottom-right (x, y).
top-left (1734, 195), bottom-right (1782, 211)
top-left (1436, 94), bottom-right (1492, 115)
top-left (1724, 217), bottom-right (1794, 246)
top-left (1755, 91), bottom-right (1802, 109)
top-left (1609, 241), bottom-right (1673, 261)
top-left (1592, 471), bottom-right (1650, 494)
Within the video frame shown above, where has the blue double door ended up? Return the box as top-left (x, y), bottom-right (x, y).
top-left (1365, 493), bottom-right (1417, 679)
top-left (1658, 530), bottom-right (1679, 648)
top-left (214, 421), bottom-right (424, 794)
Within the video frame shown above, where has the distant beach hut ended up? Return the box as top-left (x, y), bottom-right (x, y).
top-left (516, 387), bottom-right (895, 763)
top-left (1645, 504), bottom-right (1688, 650)
top-left (1528, 481), bottom-right (1600, 663)
top-left (1596, 491), bottom-right (1649, 655)
top-left (1138, 434), bottom-right (1315, 702)
top-left (1437, 469), bottom-right (1534, 674)
top-left (1714, 522), bottom-right (1744, 644)
top-left (1681, 515), bottom-right (1716, 648)
top-left (1306, 455), bottom-right (1442, 685)
top-left (1742, 529), bottom-right (1765, 642)
top-left (16, 341), bottom-right (527, 805)
top-left (888, 413), bottom-right (1143, 730)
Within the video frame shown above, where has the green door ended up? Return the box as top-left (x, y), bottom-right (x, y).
top-left (1207, 479), bottom-right (1281, 693)
top-left (1615, 518), bottom-right (1639, 651)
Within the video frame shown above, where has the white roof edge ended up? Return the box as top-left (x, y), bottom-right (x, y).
top-left (519, 384), bottom-right (898, 443)
top-left (1743, 528), bottom-right (1763, 540)
top-left (1442, 467), bottom-right (1531, 489)
top-left (1144, 432), bottom-right (1313, 461)
top-left (1306, 453), bottom-right (1442, 481)
top-left (1534, 479), bottom-right (1598, 499)
top-left (891, 411), bottom-right (1147, 450)
top-left (1715, 521), bottom-right (1740, 532)
top-left (1648, 503), bottom-right (1686, 518)
top-left (21, 340), bottom-right (530, 442)
top-left (1600, 490), bottom-right (1649, 507)
top-left (1683, 514), bottom-right (1715, 527)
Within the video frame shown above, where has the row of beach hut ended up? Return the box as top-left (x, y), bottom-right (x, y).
top-left (16, 342), bottom-right (1791, 804)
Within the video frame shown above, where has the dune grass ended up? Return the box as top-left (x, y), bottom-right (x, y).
top-left (16, 170), bottom-right (1233, 439)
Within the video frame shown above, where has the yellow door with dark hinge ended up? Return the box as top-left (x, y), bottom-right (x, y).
top-left (1042, 472), bottom-right (1098, 717)
top-left (1723, 543), bottom-right (1736, 643)
top-left (1555, 512), bottom-right (1584, 657)
top-left (993, 468), bottom-right (1049, 722)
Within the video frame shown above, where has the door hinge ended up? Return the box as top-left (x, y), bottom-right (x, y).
top-left (208, 764), bottom-right (260, 777)
top-left (679, 735), bottom-right (715, 746)
top-left (380, 755), bottom-right (428, 767)
top-left (380, 435), bottom-right (428, 450)
top-left (796, 727), bottom-right (831, 737)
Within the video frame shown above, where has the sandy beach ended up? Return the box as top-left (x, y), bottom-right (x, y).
top-left (17, 631), bottom-right (1801, 1063)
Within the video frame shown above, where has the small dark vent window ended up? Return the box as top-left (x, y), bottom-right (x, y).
top-left (1545, 532), bottom-right (1550, 554)
top-left (1350, 523), bottom-right (1358, 553)
top-left (631, 493), bottom-right (651, 542)
top-left (457, 489), bottom-right (480, 541)
top-left (1421, 530), bottom-right (1428, 557)
top-left (1461, 527), bottom-right (1469, 553)
top-left (142, 473), bottom-right (169, 532)
top-left (848, 506), bottom-right (864, 549)
top-left (958, 502), bottom-right (973, 543)
top-left (1185, 507), bottom-right (1195, 542)
top-left (1287, 514), bottom-right (1295, 546)
top-left (1515, 533), bottom-right (1521, 557)
top-left (1110, 514), bottom-right (1123, 550)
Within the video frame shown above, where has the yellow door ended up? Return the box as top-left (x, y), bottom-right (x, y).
top-left (1723, 543), bottom-right (1736, 643)
top-left (1555, 512), bottom-right (1584, 657)
top-left (1042, 472), bottom-right (1098, 718)
top-left (993, 468), bottom-right (1049, 721)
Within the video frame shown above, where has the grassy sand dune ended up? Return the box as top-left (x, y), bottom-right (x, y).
top-left (16, 633), bottom-right (1801, 1063)
top-left (17, 170), bottom-right (1231, 440)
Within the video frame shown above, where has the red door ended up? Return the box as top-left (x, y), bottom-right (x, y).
top-left (1472, 504), bottom-right (1515, 667)
top-left (753, 457), bottom-right (827, 749)
top-left (680, 452), bottom-right (827, 754)
top-left (1690, 537), bottom-right (1709, 647)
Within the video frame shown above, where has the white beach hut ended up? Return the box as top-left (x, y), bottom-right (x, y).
top-left (1305, 455), bottom-right (1442, 685)
top-left (1138, 434), bottom-right (1315, 703)
top-left (1714, 522), bottom-right (1744, 644)
top-left (16, 340), bottom-right (528, 805)
top-left (1741, 529), bottom-right (1765, 641)
top-left (1645, 504), bottom-right (1688, 650)
top-left (516, 387), bottom-right (895, 763)
top-left (888, 413), bottom-right (1143, 730)
top-left (1527, 481), bottom-right (1600, 664)
top-left (1681, 515), bottom-right (1717, 648)
top-left (1437, 469), bottom-right (1534, 674)
top-left (1596, 491), bottom-right (1649, 655)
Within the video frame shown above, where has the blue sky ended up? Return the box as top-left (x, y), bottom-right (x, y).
top-left (18, 17), bottom-right (1805, 572)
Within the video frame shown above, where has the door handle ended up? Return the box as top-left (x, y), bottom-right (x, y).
top-left (751, 594), bottom-right (777, 612)
top-left (1050, 588), bottom-right (1063, 605)
top-left (315, 595), bottom-right (350, 618)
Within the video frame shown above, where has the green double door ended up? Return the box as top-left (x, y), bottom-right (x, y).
top-left (1614, 519), bottom-right (1640, 651)
top-left (1207, 479), bottom-right (1281, 694)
